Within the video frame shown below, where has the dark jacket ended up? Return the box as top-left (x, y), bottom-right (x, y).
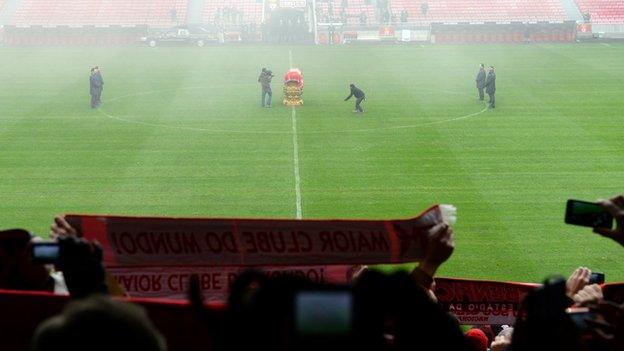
top-left (345, 85), bottom-right (365, 100)
top-left (259, 72), bottom-right (272, 92)
top-left (90, 72), bottom-right (103, 95)
top-left (485, 71), bottom-right (496, 94)
top-left (475, 68), bottom-right (486, 88)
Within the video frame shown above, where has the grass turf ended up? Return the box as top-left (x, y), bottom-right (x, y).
top-left (0, 43), bottom-right (623, 282)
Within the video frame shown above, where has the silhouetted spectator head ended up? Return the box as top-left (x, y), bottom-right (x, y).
top-left (512, 277), bottom-right (582, 351)
top-left (227, 269), bottom-right (267, 314)
top-left (0, 229), bottom-right (52, 291)
top-left (32, 295), bottom-right (166, 351)
top-left (353, 270), bottom-right (467, 351)
top-left (230, 273), bottom-right (314, 351)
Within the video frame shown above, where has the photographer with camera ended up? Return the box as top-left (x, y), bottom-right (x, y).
top-left (0, 223), bottom-right (109, 300)
top-left (31, 235), bottom-right (108, 298)
top-left (258, 68), bottom-right (274, 108)
top-left (0, 229), bottom-right (57, 292)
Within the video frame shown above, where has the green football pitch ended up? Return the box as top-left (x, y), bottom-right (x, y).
top-left (1, 43), bottom-right (623, 282)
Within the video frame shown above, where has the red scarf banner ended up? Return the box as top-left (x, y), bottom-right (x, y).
top-left (435, 277), bottom-right (539, 325)
top-left (66, 205), bottom-right (446, 267)
top-left (108, 265), bottom-right (354, 301)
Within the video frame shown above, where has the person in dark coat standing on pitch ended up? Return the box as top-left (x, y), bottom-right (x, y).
top-left (475, 63), bottom-right (486, 101)
top-left (484, 66), bottom-right (496, 109)
top-left (258, 67), bottom-right (266, 105)
top-left (258, 68), bottom-right (273, 108)
top-left (344, 83), bottom-right (366, 113)
top-left (90, 67), bottom-right (104, 109)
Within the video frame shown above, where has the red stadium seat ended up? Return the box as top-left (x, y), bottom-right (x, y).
top-left (574, 0), bottom-right (624, 24)
top-left (11, 0), bottom-right (189, 27)
top-left (388, 0), bottom-right (567, 24)
top-left (203, 0), bottom-right (263, 26)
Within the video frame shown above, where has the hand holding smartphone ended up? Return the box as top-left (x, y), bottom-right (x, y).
top-left (565, 199), bottom-right (613, 229)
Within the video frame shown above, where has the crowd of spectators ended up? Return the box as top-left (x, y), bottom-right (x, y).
top-left (213, 7), bottom-right (246, 25)
top-left (0, 195), bottom-right (622, 350)
top-left (315, 1), bottom-right (431, 27)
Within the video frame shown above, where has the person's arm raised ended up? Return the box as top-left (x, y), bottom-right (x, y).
top-left (411, 223), bottom-right (455, 291)
top-left (50, 215), bottom-right (78, 241)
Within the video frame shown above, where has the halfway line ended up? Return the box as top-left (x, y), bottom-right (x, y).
top-left (291, 107), bottom-right (303, 219)
top-left (289, 48), bottom-right (302, 219)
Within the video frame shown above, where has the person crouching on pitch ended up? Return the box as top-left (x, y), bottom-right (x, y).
top-left (344, 83), bottom-right (366, 113)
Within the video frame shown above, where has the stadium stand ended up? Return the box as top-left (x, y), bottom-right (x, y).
top-left (315, 0), bottom-right (334, 23)
top-left (316, 0), bottom-right (378, 26)
top-left (389, 0), bottom-right (567, 24)
top-left (574, 0), bottom-right (624, 23)
top-left (343, 0), bottom-right (378, 26)
top-left (203, 0), bottom-right (263, 25)
top-left (314, 0), bottom-right (567, 26)
top-left (10, 0), bottom-right (188, 27)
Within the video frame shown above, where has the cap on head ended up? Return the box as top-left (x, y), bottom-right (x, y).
top-left (465, 329), bottom-right (488, 351)
top-left (350, 83), bottom-right (355, 88)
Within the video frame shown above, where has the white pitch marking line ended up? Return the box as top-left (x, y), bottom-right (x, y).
top-left (288, 49), bottom-right (302, 219)
top-left (291, 107), bottom-right (303, 219)
top-left (97, 101), bottom-right (488, 135)
top-left (97, 85), bottom-right (488, 135)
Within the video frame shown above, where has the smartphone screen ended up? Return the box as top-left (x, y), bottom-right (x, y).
top-left (565, 200), bottom-right (613, 229)
top-left (295, 290), bottom-right (353, 336)
top-left (31, 243), bottom-right (60, 263)
top-left (589, 272), bottom-right (605, 285)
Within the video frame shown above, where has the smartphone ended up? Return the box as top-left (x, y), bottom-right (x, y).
top-left (566, 307), bottom-right (596, 333)
top-left (565, 199), bottom-right (613, 229)
top-left (294, 290), bottom-right (353, 337)
top-left (31, 243), bottom-right (60, 264)
top-left (589, 272), bottom-right (605, 285)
